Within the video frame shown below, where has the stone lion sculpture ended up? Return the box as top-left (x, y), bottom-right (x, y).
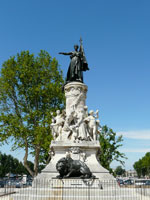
top-left (56, 157), bottom-right (94, 179)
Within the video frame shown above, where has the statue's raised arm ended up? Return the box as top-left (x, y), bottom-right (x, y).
top-left (59, 39), bottom-right (89, 84)
top-left (59, 52), bottom-right (72, 56)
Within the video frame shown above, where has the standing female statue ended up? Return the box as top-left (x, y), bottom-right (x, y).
top-left (59, 38), bottom-right (89, 84)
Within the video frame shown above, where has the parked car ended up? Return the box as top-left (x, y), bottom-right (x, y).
top-left (5, 179), bottom-right (20, 187)
top-left (0, 180), bottom-right (5, 188)
top-left (26, 180), bottom-right (32, 186)
top-left (145, 180), bottom-right (150, 185)
top-left (117, 179), bottom-right (124, 186)
top-left (15, 181), bottom-right (23, 188)
top-left (5, 180), bottom-right (14, 187)
top-left (124, 179), bottom-right (133, 185)
top-left (135, 180), bottom-right (147, 186)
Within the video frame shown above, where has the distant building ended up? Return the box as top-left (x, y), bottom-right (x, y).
top-left (125, 170), bottom-right (137, 178)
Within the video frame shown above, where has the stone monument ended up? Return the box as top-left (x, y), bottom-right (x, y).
top-left (34, 38), bottom-right (114, 181)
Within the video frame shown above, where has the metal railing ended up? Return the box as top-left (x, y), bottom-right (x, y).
top-left (0, 179), bottom-right (150, 200)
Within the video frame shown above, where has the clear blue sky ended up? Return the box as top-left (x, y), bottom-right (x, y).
top-left (0, 0), bottom-right (150, 170)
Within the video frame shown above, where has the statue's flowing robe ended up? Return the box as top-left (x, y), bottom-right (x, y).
top-left (66, 47), bottom-right (89, 83)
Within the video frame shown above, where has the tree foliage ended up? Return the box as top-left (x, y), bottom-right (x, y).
top-left (133, 152), bottom-right (150, 178)
top-left (0, 152), bottom-right (28, 177)
top-left (99, 125), bottom-right (126, 173)
top-left (115, 165), bottom-right (126, 176)
top-left (0, 50), bottom-right (65, 177)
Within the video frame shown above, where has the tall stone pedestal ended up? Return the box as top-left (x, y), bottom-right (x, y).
top-left (64, 82), bottom-right (87, 116)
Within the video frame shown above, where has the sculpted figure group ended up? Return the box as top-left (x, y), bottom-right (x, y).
top-left (52, 38), bottom-right (101, 142)
top-left (51, 107), bottom-right (101, 142)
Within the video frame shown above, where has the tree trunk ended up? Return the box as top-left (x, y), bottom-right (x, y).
top-left (34, 145), bottom-right (41, 176)
top-left (23, 140), bottom-right (34, 177)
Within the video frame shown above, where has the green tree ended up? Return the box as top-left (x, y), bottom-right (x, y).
top-left (133, 159), bottom-right (143, 178)
top-left (0, 50), bottom-right (65, 177)
top-left (0, 152), bottom-right (29, 177)
top-left (99, 125), bottom-right (126, 173)
top-left (133, 152), bottom-right (150, 178)
top-left (115, 165), bottom-right (126, 176)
